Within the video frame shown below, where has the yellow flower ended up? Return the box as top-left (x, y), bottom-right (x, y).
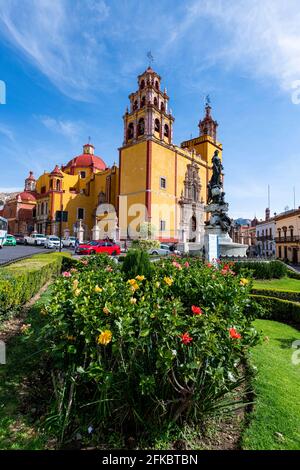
top-left (20, 324), bottom-right (31, 334)
top-left (155, 281), bottom-right (160, 288)
top-left (66, 335), bottom-right (76, 341)
top-left (95, 285), bottom-right (103, 293)
top-left (128, 279), bottom-right (139, 291)
top-left (103, 306), bottom-right (110, 315)
top-left (136, 275), bottom-right (145, 281)
top-left (130, 297), bottom-right (137, 304)
top-left (164, 276), bottom-right (173, 286)
top-left (240, 278), bottom-right (249, 286)
top-left (74, 288), bottom-right (81, 296)
top-left (73, 279), bottom-right (79, 290)
top-left (97, 330), bottom-right (112, 346)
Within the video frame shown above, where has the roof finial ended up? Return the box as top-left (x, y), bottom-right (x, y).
top-left (146, 50), bottom-right (154, 68)
top-left (205, 94), bottom-right (211, 107)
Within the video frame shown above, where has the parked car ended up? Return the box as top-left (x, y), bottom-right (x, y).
top-left (148, 243), bottom-right (181, 256)
top-left (75, 240), bottom-right (121, 256)
top-left (62, 236), bottom-right (76, 248)
top-left (44, 235), bottom-right (61, 249)
top-left (24, 233), bottom-right (47, 246)
top-left (13, 233), bottom-right (25, 244)
top-left (4, 234), bottom-right (16, 246)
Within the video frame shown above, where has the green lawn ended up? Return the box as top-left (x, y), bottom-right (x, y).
top-left (0, 291), bottom-right (51, 450)
top-left (253, 277), bottom-right (300, 292)
top-left (242, 319), bottom-right (300, 450)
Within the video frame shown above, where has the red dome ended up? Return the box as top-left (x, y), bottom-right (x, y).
top-left (18, 191), bottom-right (36, 202)
top-left (65, 154), bottom-right (106, 171)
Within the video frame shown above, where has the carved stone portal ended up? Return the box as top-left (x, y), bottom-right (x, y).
top-left (179, 161), bottom-right (204, 243)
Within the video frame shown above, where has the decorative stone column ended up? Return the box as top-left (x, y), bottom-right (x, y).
top-left (92, 224), bottom-right (100, 241)
top-left (78, 220), bottom-right (84, 243)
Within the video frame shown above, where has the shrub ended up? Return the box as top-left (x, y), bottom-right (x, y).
top-left (287, 270), bottom-right (300, 280)
top-left (0, 252), bottom-right (70, 318)
top-left (252, 288), bottom-right (300, 303)
top-left (131, 239), bottom-right (160, 251)
top-left (233, 260), bottom-right (287, 279)
top-left (35, 256), bottom-right (260, 442)
top-left (251, 294), bottom-right (300, 325)
top-left (122, 249), bottom-right (153, 279)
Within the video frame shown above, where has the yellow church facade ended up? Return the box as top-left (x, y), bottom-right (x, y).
top-left (14, 67), bottom-right (223, 244)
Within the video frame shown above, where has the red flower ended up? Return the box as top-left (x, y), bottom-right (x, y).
top-left (184, 261), bottom-right (190, 268)
top-left (229, 328), bottom-right (242, 340)
top-left (207, 262), bottom-right (213, 268)
top-left (180, 332), bottom-right (193, 345)
top-left (191, 305), bottom-right (203, 315)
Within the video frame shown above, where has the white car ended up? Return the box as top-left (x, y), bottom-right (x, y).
top-left (148, 244), bottom-right (181, 256)
top-left (44, 235), bottom-right (61, 249)
top-left (62, 236), bottom-right (76, 248)
top-left (24, 233), bottom-right (47, 246)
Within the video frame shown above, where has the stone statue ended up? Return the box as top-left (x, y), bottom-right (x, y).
top-left (210, 150), bottom-right (223, 187)
top-left (207, 150), bottom-right (225, 205)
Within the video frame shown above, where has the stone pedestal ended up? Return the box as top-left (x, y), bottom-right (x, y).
top-left (77, 221), bottom-right (84, 243)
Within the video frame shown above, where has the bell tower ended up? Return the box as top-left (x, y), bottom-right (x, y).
top-left (24, 171), bottom-right (36, 193)
top-left (198, 102), bottom-right (218, 142)
top-left (123, 67), bottom-right (174, 146)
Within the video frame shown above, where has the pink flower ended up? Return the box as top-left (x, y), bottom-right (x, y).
top-left (184, 261), bottom-right (190, 268)
top-left (172, 261), bottom-right (182, 270)
top-left (81, 260), bottom-right (88, 266)
top-left (105, 266), bottom-right (113, 272)
top-left (62, 271), bottom-right (71, 277)
top-left (70, 268), bottom-right (78, 273)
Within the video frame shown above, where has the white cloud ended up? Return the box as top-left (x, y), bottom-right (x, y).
top-left (0, 124), bottom-right (14, 141)
top-left (177, 0), bottom-right (300, 93)
top-left (39, 116), bottom-right (82, 141)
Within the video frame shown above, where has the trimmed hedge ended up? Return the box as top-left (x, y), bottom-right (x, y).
top-left (131, 239), bottom-right (160, 251)
top-left (0, 252), bottom-right (70, 317)
top-left (287, 269), bottom-right (300, 280)
top-left (251, 294), bottom-right (300, 325)
top-left (252, 288), bottom-right (300, 303)
top-left (233, 260), bottom-right (287, 279)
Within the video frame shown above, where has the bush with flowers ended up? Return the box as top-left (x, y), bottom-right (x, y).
top-left (35, 255), bottom-right (260, 441)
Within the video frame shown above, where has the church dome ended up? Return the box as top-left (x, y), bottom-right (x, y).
top-left (18, 191), bottom-right (36, 202)
top-left (64, 144), bottom-right (107, 172)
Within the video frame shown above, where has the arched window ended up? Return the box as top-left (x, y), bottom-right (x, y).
top-left (290, 226), bottom-right (294, 238)
top-left (161, 102), bottom-right (165, 112)
top-left (154, 97), bottom-right (158, 107)
top-left (127, 122), bottom-right (134, 140)
top-left (141, 96), bottom-right (146, 107)
top-left (164, 124), bottom-right (169, 138)
top-left (133, 100), bottom-right (138, 111)
top-left (41, 202), bottom-right (44, 215)
top-left (138, 118), bottom-right (145, 136)
top-left (56, 179), bottom-right (61, 191)
top-left (154, 118), bottom-right (160, 133)
top-left (140, 79), bottom-right (145, 90)
top-left (155, 80), bottom-right (159, 90)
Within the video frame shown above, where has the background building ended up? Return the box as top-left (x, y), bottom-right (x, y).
top-left (256, 208), bottom-right (276, 257)
top-left (275, 208), bottom-right (300, 264)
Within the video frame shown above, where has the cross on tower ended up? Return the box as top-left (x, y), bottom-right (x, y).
top-left (146, 51), bottom-right (154, 67)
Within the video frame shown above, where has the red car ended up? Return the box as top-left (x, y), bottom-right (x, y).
top-left (75, 240), bottom-right (120, 256)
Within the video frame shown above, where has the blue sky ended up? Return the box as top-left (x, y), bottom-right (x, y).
top-left (0, 0), bottom-right (300, 219)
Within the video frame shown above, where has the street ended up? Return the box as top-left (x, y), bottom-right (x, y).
top-left (0, 245), bottom-right (73, 265)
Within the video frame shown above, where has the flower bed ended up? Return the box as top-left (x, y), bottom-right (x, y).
top-left (35, 256), bottom-right (260, 441)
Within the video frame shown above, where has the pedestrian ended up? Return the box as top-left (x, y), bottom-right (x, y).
top-left (74, 238), bottom-right (80, 254)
